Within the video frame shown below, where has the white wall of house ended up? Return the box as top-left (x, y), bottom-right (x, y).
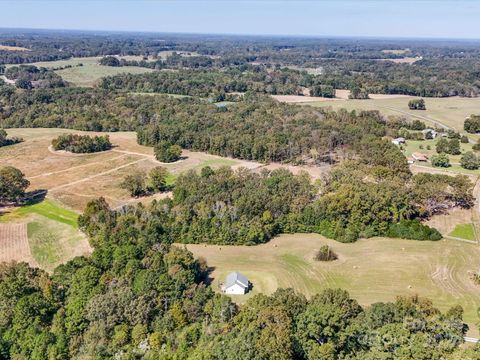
top-left (224, 283), bottom-right (246, 295)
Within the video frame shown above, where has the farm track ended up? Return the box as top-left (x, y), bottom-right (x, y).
top-left (30, 154), bottom-right (128, 179)
top-left (49, 158), bottom-right (149, 191)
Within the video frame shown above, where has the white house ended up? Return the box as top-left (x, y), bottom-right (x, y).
top-left (222, 271), bottom-right (250, 295)
top-left (392, 137), bottom-right (406, 145)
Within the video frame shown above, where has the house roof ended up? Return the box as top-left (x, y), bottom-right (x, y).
top-left (412, 152), bottom-right (428, 160)
top-left (225, 271), bottom-right (249, 289)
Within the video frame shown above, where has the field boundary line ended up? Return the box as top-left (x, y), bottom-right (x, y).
top-left (443, 235), bottom-right (478, 244)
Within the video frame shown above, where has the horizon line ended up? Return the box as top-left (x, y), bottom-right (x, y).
top-left (1, 26), bottom-right (480, 42)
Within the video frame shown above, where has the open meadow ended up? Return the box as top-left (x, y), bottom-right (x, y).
top-left (299, 95), bottom-right (480, 141)
top-left (6, 57), bottom-right (154, 87)
top-left (187, 233), bottom-right (480, 337)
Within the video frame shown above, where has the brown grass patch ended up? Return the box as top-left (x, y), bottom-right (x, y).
top-left (0, 223), bottom-right (38, 267)
top-left (0, 44), bottom-right (29, 51)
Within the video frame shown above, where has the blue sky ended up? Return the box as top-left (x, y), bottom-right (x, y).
top-left (3, 0), bottom-right (480, 39)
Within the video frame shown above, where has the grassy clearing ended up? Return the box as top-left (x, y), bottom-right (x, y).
top-left (0, 44), bottom-right (29, 51)
top-left (449, 223), bottom-right (476, 241)
top-left (304, 96), bottom-right (480, 141)
top-left (26, 216), bottom-right (90, 272)
top-left (187, 233), bottom-right (480, 337)
top-left (7, 57), bottom-right (154, 87)
top-left (0, 199), bottom-right (79, 227)
top-left (400, 138), bottom-right (480, 175)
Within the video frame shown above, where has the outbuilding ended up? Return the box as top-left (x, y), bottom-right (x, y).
top-left (222, 271), bottom-right (250, 295)
top-left (412, 152), bottom-right (428, 161)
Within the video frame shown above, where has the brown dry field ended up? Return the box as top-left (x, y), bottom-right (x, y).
top-left (272, 90), bottom-right (413, 103)
top-left (0, 45), bottom-right (29, 51)
top-left (377, 57), bottom-right (422, 64)
top-left (1, 128), bottom-right (329, 212)
top-left (0, 223), bottom-right (38, 267)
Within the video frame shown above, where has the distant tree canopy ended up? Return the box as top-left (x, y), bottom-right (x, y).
top-left (464, 115), bottom-right (480, 133)
top-left (0, 166), bottom-right (30, 203)
top-left (6, 65), bottom-right (67, 89)
top-left (51, 134), bottom-right (112, 153)
top-left (99, 56), bottom-right (121, 67)
top-left (408, 98), bottom-right (426, 110)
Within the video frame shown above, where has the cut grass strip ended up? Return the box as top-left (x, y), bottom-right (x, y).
top-left (0, 199), bottom-right (79, 228)
top-left (449, 223), bottom-right (476, 241)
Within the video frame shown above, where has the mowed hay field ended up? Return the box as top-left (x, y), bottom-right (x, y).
top-left (8, 57), bottom-right (153, 87)
top-left (187, 233), bottom-right (480, 337)
top-left (0, 200), bottom-right (91, 272)
top-left (0, 223), bottom-right (38, 267)
top-left (302, 95), bottom-right (480, 140)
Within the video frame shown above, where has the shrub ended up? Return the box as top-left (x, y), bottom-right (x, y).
top-left (460, 135), bottom-right (469, 143)
top-left (387, 220), bottom-right (442, 241)
top-left (314, 245), bottom-right (338, 261)
top-left (460, 151), bottom-right (479, 170)
top-left (430, 154), bottom-right (450, 168)
top-left (408, 99), bottom-right (426, 110)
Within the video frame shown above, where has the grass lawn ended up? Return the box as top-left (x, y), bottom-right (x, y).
top-left (449, 223), bottom-right (476, 241)
top-left (0, 199), bottom-right (79, 227)
top-left (187, 233), bottom-right (480, 337)
top-left (401, 138), bottom-right (480, 175)
top-left (26, 216), bottom-right (89, 272)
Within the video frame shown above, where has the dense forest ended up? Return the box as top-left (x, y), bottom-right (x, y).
top-left (2, 30), bottom-right (480, 97)
top-left (0, 87), bottom-right (396, 163)
top-left (1, 243), bottom-right (476, 359)
top-left (78, 160), bottom-right (473, 244)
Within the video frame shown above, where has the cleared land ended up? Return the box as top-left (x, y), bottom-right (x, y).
top-left (1, 128), bottom-right (328, 212)
top-left (6, 57), bottom-right (153, 87)
top-left (0, 200), bottom-right (91, 271)
top-left (301, 95), bottom-right (480, 141)
top-left (273, 90), bottom-right (412, 103)
top-left (187, 233), bottom-right (480, 337)
top-left (0, 45), bottom-right (29, 51)
top-left (0, 223), bottom-right (38, 267)
top-left (402, 137), bottom-right (478, 175)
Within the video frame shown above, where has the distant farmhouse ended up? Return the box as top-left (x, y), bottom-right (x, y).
top-left (392, 137), bottom-right (406, 145)
top-left (412, 152), bottom-right (428, 162)
top-left (222, 271), bottom-right (250, 295)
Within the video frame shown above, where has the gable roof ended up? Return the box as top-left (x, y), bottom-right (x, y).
top-left (225, 271), bottom-right (249, 289)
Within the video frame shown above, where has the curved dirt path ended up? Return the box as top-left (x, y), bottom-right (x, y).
top-left (49, 158), bottom-right (149, 192)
